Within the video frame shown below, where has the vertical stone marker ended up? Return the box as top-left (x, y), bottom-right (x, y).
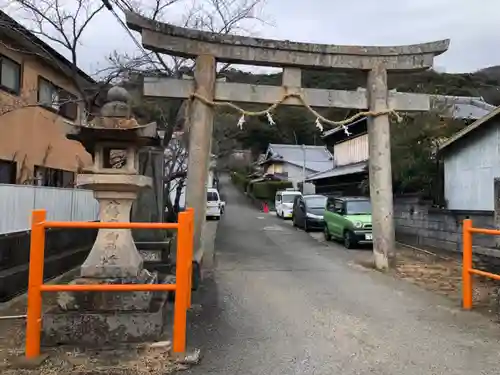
top-left (42, 86), bottom-right (172, 345)
top-left (126, 11), bottom-right (450, 270)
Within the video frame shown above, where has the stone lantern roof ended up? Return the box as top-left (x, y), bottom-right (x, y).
top-left (65, 85), bottom-right (161, 157)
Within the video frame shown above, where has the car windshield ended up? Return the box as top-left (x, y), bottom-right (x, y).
top-left (305, 196), bottom-right (326, 209)
top-left (346, 200), bottom-right (371, 215)
top-left (282, 194), bottom-right (299, 203)
top-left (207, 192), bottom-right (219, 202)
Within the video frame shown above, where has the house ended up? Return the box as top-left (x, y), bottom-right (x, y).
top-left (307, 95), bottom-right (496, 197)
top-left (259, 144), bottom-right (334, 192)
top-left (306, 118), bottom-right (369, 196)
top-left (438, 106), bottom-right (500, 211)
top-left (0, 11), bottom-right (95, 187)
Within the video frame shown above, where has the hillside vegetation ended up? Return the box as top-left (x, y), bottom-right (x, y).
top-left (214, 66), bottom-right (500, 199)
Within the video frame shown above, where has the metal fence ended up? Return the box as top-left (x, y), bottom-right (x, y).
top-left (0, 184), bottom-right (99, 235)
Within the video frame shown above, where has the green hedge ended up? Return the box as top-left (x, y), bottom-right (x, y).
top-left (230, 171), bottom-right (250, 191)
top-left (249, 181), bottom-right (293, 201)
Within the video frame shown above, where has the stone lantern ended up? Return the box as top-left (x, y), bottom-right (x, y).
top-left (43, 86), bottom-right (168, 345)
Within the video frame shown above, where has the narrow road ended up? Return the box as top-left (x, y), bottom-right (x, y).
top-left (185, 177), bottom-right (500, 374)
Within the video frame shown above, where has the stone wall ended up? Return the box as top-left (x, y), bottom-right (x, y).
top-left (0, 227), bottom-right (97, 302)
top-left (394, 195), bottom-right (497, 252)
top-left (394, 195), bottom-right (500, 273)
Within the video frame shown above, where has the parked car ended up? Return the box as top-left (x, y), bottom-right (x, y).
top-left (323, 196), bottom-right (372, 249)
top-left (206, 188), bottom-right (225, 220)
top-left (292, 195), bottom-right (327, 232)
top-left (275, 189), bottom-right (302, 219)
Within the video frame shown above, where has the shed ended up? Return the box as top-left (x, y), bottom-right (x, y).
top-left (438, 106), bottom-right (500, 211)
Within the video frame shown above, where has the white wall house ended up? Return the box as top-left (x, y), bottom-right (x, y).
top-left (259, 144), bottom-right (334, 193)
top-left (439, 107), bottom-right (500, 211)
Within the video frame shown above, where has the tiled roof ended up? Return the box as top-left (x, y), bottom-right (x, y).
top-left (306, 161), bottom-right (367, 182)
top-left (264, 144), bottom-right (334, 173)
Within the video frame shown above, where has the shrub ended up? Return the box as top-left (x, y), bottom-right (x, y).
top-left (230, 171), bottom-right (250, 191)
top-left (251, 181), bottom-right (293, 201)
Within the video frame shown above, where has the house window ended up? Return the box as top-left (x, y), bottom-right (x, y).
top-left (34, 166), bottom-right (74, 187)
top-left (0, 55), bottom-right (21, 95)
top-left (0, 159), bottom-right (16, 184)
top-left (37, 77), bottom-right (78, 121)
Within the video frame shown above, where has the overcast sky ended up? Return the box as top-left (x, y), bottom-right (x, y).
top-left (12, 0), bottom-right (500, 76)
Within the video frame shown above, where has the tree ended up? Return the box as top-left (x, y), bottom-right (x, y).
top-left (103, 0), bottom-right (268, 219)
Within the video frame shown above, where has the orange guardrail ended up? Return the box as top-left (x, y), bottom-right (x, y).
top-left (462, 219), bottom-right (500, 310)
top-left (25, 208), bottom-right (194, 359)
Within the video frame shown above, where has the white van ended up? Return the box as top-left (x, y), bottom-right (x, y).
top-left (206, 188), bottom-right (224, 220)
top-left (275, 190), bottom-right (302, 219)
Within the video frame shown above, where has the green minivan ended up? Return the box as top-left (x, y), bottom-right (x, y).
top-left (323, 196), bottom-right (372, 249)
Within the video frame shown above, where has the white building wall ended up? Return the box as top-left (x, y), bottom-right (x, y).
top-left (283, 163), bottom-right (316, 193)
top-left (444, 122), bottom-right (500, 211)
top-left (334, 134), bottom-right (369, 166)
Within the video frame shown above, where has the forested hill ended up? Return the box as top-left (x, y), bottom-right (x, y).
top-left (215, 66), bottom-right (500, 155)
top-left (214, 66), bottom-right (500, 198)
top-left (222, 66), bottom-right (500, 105)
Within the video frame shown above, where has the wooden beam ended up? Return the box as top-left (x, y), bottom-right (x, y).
top-left (143, 77), bottom-right (430, 112)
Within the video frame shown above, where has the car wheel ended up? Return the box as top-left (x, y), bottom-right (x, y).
top-left (343, 230), bottom-right (356, 249)
top-left (324, 227), bottom-right (331, 241)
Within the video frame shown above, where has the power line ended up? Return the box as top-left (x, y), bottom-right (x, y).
top-left (100, 0), bottom-right (162, 72)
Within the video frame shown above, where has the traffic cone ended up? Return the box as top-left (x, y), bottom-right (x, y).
top-left (263, 202), bottom-right (269, 213)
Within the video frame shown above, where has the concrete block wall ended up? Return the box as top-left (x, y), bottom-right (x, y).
top-left (394, 195), bottom-right (496, 253)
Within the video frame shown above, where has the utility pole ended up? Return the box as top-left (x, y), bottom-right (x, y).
top-left (301, 144), bottom-right (306, 193)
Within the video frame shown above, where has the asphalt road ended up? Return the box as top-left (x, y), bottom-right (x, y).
top-left (183, 177), bottom-right (500, 374)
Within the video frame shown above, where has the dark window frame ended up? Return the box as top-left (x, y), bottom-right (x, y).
top-left (0, 159), bottom-right (17, 184)
top-left (0, 54), bottom-right (21, 95)
top-left (34, 165), bottom-right (75, 188)
top-left (37, 76), bottom-right (78, 121)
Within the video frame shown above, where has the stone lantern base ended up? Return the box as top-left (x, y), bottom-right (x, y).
top-left (41, 174), bottom-right (174, 345)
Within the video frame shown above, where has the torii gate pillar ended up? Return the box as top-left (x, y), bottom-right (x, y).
top-left (186, 55), bottom-right (216, 254)
top-left (367, 64), bottom-right (395, 269)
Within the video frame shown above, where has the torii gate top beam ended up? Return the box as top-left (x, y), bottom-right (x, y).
top-left (125, 11), bottom-right (449, 72)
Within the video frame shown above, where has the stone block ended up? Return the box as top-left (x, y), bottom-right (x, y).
top-left (56, 270), bottom-right (157, 312)
top-left (139, 249), bottom-right (163, 262)
top-left (42, 290), bottom-right (171, 347)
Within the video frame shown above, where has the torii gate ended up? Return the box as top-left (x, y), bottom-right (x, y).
top-left (126, 11), bottom-right (450, 270)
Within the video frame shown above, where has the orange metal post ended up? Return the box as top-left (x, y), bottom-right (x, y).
top-left (462, 219), bottom-right (473, 310)
top-left (25, 210), bottom-right (47, 358)
top-left (186, 208), bottom-right (194, 307)
top-left (173, 211), bottom-right (189, 353)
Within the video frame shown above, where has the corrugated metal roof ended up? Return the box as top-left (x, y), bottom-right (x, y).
top-left (265, 144), bottom-right (334, 173)
top-left (438, 106), bottom-right (500, 152)
top-left (433, 96), bottom-right (496, 120)
top-left (321, 95), bottom-right (495, 139)
top-left (306, 161), bottom-right (367, 181)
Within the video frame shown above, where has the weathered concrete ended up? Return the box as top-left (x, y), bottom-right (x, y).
top-left (143, 77), bottom-right (431, 111)
top-left (126, 11), bottom-right (449, 71)
top-left (42, 290), bottom-right (170, 346)
top-left (185, 55), bottom-right (216, 255)
top-left (367, 64), bottom-right (395, 269)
